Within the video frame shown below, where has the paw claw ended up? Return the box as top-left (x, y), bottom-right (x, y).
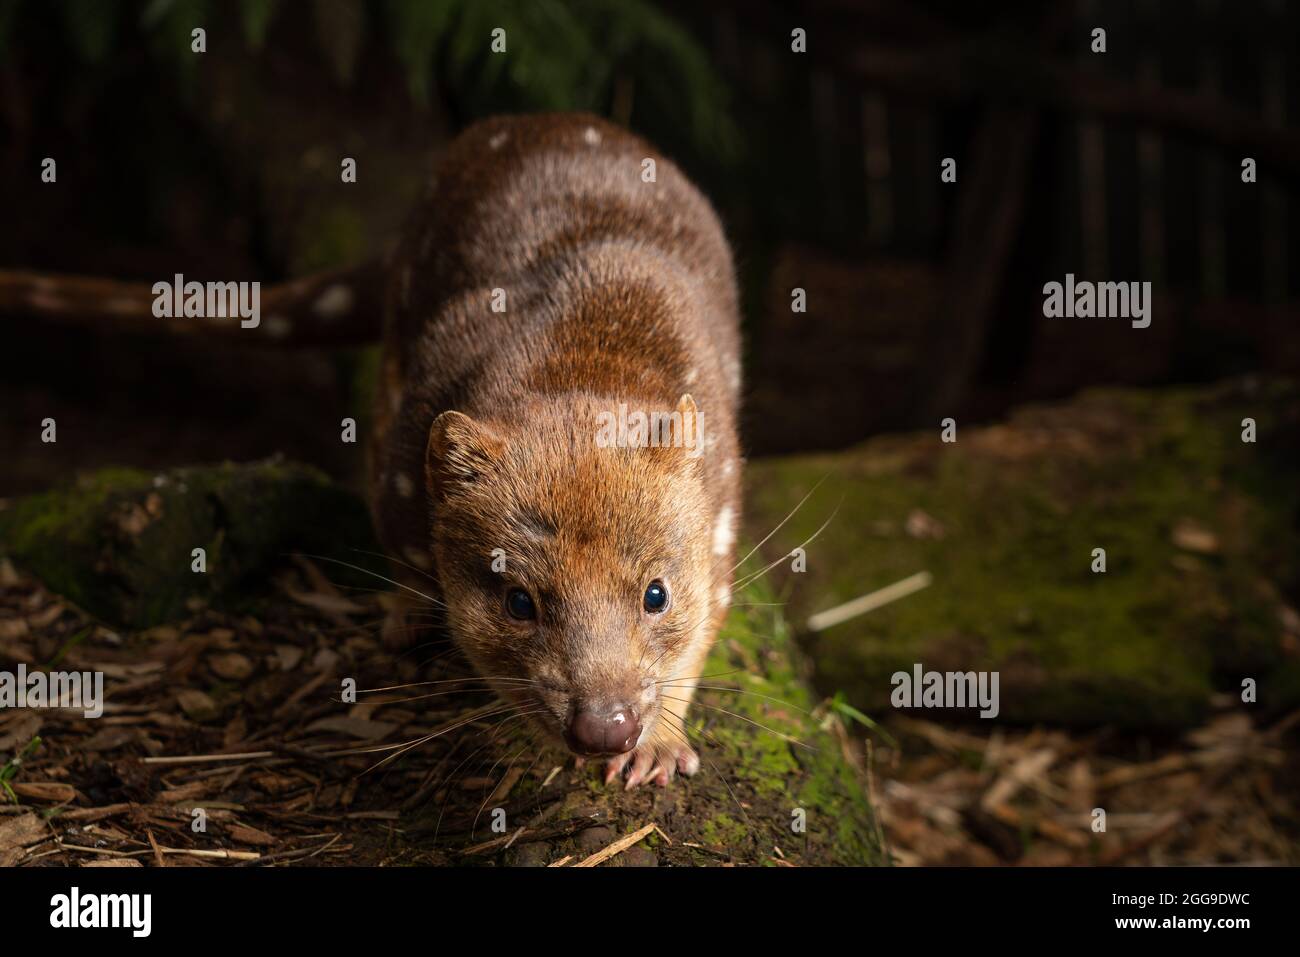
top-left (623, 748), bottom-right (656, 790)
top-left (601, 739), bottom-right (700, 790)
top-left (604, 752), bottom-right (632, 785)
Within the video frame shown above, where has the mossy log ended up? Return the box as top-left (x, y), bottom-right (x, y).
top-left (0, 459), bottom-right (884, 865)
top-left (744, 378), bottom-right (1300, 729)
top-left (0, 458), bottom-right (380, 628)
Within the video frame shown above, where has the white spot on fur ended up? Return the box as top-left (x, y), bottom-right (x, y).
top-left (716, 586), bottom-right (731, 607)
top-left (393, 472), bottom-right (414, 498)
top-left (403, 547), bottom-right (432, 570)
top-left (312, 283), bottom-right (354, 320)
top-left (726, 358), bottom-right (741, 391)
top-left (583, 126), bottom-right (601, 146)
top-left (489, 131), bottom-right (509, 150)
top-left (722, 459), bottom-right (735, 478)
top-left (712, 505), bottom-right (735, 557)
top-left (684, 368), bottom-right (697, 385)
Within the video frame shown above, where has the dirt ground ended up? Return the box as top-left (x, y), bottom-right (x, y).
top-left (1, 555), bottom-right (1294, 867)
top-left (870, 707), bottom-right (1299, 866)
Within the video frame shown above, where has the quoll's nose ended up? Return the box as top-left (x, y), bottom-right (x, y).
top-left (565, 704), bottom-right (641, 756)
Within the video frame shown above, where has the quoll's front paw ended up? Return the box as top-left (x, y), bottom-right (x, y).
top-left (603, 740), bottom-right (701, 790)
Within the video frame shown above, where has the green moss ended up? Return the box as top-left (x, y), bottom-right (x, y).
top-left (745, 379), bottom-right (1300, 728)
top-left (699, 812), bottom-right (749, 848)
top-left (0, 459), bottom-right (383, 628)
top-left (679, 579), bottom-right (885, 864)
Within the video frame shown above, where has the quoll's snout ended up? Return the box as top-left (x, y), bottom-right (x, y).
top-left (565, 703), bottom-right (642, 756)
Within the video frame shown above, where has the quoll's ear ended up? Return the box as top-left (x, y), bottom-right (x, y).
top-left (425, 411), bottom-right (505, 496)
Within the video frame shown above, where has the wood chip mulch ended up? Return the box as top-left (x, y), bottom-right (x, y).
top-left (0, 556), bottom-right (578, 867)
top-left (2, 554), bottom-right (1297, 867)
top-left (860, 708), bottom-right (1300, 866)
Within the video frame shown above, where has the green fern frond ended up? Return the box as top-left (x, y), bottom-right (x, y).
top-left (239, 0), bottom-right (280, 50)
top-left (1, 0), bottom-right (738, 165)
top-left (384, 0), bottom-right (459, 104)
top-left (141, 0), bottom-right (210, 88)
top-left (313, 0), bottom-right (365, 86)
top-left (62, 0), bottom-right (118, 62)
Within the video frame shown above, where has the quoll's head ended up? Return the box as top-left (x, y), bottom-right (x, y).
top-left (423, 394), bottom-right (714, 757)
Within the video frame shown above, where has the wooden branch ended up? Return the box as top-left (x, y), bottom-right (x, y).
top-left (0, 260), bottom-right (386, 348)
top-left (918, 103), bottom-right (1039, 420)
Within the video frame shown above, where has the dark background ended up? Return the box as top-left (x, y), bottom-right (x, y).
top-left (2, 0), bottom-right (1297, 493)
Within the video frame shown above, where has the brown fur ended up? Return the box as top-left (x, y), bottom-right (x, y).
top-left (369, 113), bottom-right (742, 786)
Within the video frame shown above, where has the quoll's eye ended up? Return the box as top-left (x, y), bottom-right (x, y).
top-left (505, 588), bottom-right (536, 621)
top-left (643, 580), bottom-right (669, 614)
